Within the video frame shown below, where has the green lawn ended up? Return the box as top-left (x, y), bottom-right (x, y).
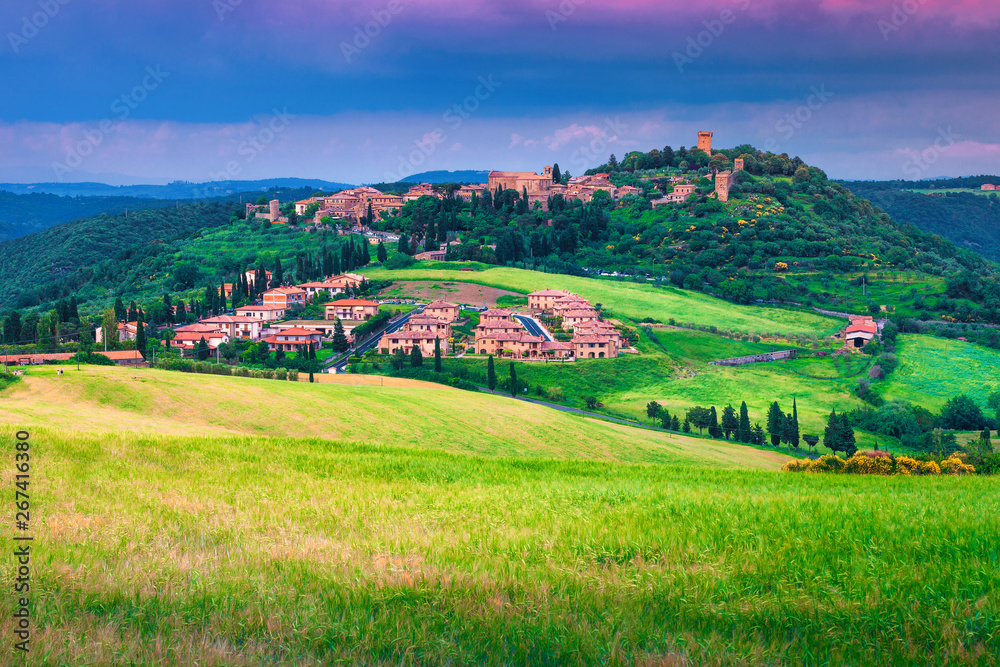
top-left (881, 335), bottom-right (1000, 410)
top-left (363, 264), bottom-right (843, 336)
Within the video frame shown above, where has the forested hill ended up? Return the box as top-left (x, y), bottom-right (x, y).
top-left (0, 202), bottom-right (239, 309)
top-left (843, 182), bottom-right (1000, 263)
top-left (0, 191), bottom-right (195, 243)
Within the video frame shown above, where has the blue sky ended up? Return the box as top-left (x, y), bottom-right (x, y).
top-left (0, 0), bottom-right (997, 184)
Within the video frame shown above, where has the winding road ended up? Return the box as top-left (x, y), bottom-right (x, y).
top-left (326, 306), bottom-right (424, 373)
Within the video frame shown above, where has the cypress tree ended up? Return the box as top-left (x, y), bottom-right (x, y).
top-left (114, 297), bottom-right (126, 322)
top-left (767, 402), bottom-right (784, 447)
top-left (309, 371), bottom-right (315, 383)
top-left (708, 406), bottom-right (721, 438)
top-left (739, 401), bottom-right (751, 443)
top-left (220, 282), bottom-right (227, 312)
top-left (197, 337), bottom-right (209, 361)
top-left (791, 398), bottom-right (801, 449)
top-left (135, 316), bottom-right (147, 359)
top-left (671, 415), bottom-right (681, 431)
top-left (509, 363), bottom-right (518, 397)
top-left (377, 242), bottom-right (387, 263)
top-left (824, 410), bottom-right (842, 456)
top-left (487, 355), bottom-right (497, 390)
top-left (69, 296), bottom-right (79, 321)
top-left (274, 257), bottom-right (284, 285)
top-left (838, 413), bottom-right (857, 458)
top-left (410, 345), bottom-right (423, 368)
top-left (434, 337), bottom-right (442, 373)
top-left (332, 318), bottom-right (348, 353)
top-left (363, 243), bottom-right (371, 266)
top-left (721, 404), bottom-right (738, 441)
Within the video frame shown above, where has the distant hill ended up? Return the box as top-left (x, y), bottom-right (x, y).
top-left (842, 180), bottom-right (1000, 262)
top-left (0, 178), bottom-right (355, 200)
top-left (401, 170), bottom-right (489, 184)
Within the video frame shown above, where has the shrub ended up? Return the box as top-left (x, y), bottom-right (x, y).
top-left (844, 454), bottom-right (893, 476)
top-left (918, 460), bottom-right (941, 475)
top-left (546, 387), bottom-right (565, 402)
top-left (894, 456), bottom-right (920, 476)
top-left (234, 367), bottom-right (250, 377)
top-left (288, 370), bottom-right (299, 382)
top-left (251, 369), bottom-right (264, 379)
top-left (275, 368), bottom-right (288, 381)
top-left (262, 369), bottom-right (276, 380)
top-left (940, 454), bottom-right (976, 476)
top-left (781, 459), bottom-right (812, 473)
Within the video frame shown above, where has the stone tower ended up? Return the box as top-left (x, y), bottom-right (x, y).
top-left (698, 131), bottom-right (713, 156)
top-left (715, 171), bottom-right (732, 202)
top-left (734, 158), bottom-right (744, 172)
top-left (269, 199), bottom-right (280, 222)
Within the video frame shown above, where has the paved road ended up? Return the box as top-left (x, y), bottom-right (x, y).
top-left (513, 315), bottom-right (551, 341)
top-left (477, 387), bottom-right (672, 432)
top-left (327, 306), bottom-right (424, 372)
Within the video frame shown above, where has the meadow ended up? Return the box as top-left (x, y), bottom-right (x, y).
top-left (0, 367), bottom-right (997, 665)
top-left (362, 264), bottom-right (843, 336)
top-left (881, 334), bottom-right (1000, 410)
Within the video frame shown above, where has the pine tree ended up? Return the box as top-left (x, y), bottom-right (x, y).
top-left (434, 337), bottom-right (442, 373)
top-left (780, 414), bottom-right (796, 450)
top-left (753, 423), bottom-right (766, 446)
top-left (509, 363), bottom-right (518, 397)
top-left (660, 409), bottom-right (672, 430)
top-left (671, 415), bottom-right (681, 431)
top-left (646, 401), bottom-right (661, 424)
top-left (838, 413), bottom-right (857, 458)
top-left (377, 241), bottom-right (387, 263)
top-left (332, 319), bottom-right (348, 354)
top-left (824, 410), bottom-right (842, 456)
top-left (487, 355), bottom-right (497, 390)
top-left (683, 419), bottom-right (691, 434)
top-left (767, 402), bottom-right (784, 447)
top-left (738, 401), bottom-right (751, 443)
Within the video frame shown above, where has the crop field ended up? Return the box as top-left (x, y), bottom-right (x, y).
top-left (880, 334), bottom-right (1000, 410)
top-left (0, 368), bottom-right (997, 665)
top-left (362, 264), bottom-right (843, 336)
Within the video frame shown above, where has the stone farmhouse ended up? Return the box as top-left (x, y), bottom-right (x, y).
top-left (245, 200), bottom-right (287, 224)
top-left (844, 315), bottom-right (879, 349)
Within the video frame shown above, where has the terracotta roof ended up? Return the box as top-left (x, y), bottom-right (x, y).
top-left (297, 281), bottom-right (347, 289)
top-left (846, 323), bottom-right (878, 335)
top-left (573, 335), bottom-right (613, 344)
top-left (541, 341), bottom-right (574, 350)
top-left (477, 322), bottom-right (522, 330)
top-left (235, 305), bottom-right (285, 312)
top-left (274, 327), bottom-right (324, 336)
top-left (426, 301), bottom-right (459, 309)
top-left (383, 331), bottom-right (439, 341)
top-left (563, 309), bottom-right (599, 318)
top-left (201, 316), bottom-right (263, 324)
top-left (174, 324), bottom-right (224, 333)
top-left (326, 299), bottom-right (379, 306)
top-left (172, 331), bottom-right (226, 341)
top-left (407, 316), bottom-right (449, 325)
top-left (530, 289), bottom-right (570, 297)
top-left (481, 309), bottom-right (513, 318)
top-left (267, 287), bottom-right (306, 295)
top-left (482, 332), bottom-right (542, 343)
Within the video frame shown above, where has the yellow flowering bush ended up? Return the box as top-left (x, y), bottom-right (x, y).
top-left (783, 453), bottom-right (973, 477)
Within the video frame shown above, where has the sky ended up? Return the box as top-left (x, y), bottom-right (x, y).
top-left (0, 0), bottom-right (997, 185)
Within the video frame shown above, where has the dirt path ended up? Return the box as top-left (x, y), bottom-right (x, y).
top-left (379, 281), bottom-right (523, 307)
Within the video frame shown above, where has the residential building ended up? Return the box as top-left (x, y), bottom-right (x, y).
top-left (982, 184), bottom-right (996, 191)
top-left (455, 184), bottom-right (488, 202)
top-left (263, 287), bottom-right (307, 309)
top-left (244, 269), bottom-right (274, 290)
top-left (528, 289), bottom-right (572, 312)
top-left (200, 315), bottom-right (263, 340)
top-left (480, 308), bottom-right (514, 323)
top-left (572, 334), bottom-right (616, 359)
top-left (424, 301), bottom-right (461, 322)
top-left (325, 299), bottom-right (380, 321)
top-left (562, 308), bottom-right (600, 330)
top-left (845, 316), bottom-right (879, 349)
top-left (540, 340), bottom-right (575, 359)
top-left (414, 249), bottom-right (447, 261)
top-left (270, 320), bottom-right (347, 340)
top-left (296, 280), bottom-right (349, 299)
top-left (262, 327), bottom-right (324, 353)
top-left (474, 331), bottom-right (546, 357)
top-left (379, 330), bottom-right (448, 357)
top-left (235, 305), bottom-right (287, 322)
top-left (170, 330), bottom-right (230, 350)
top-left (406, 316), bottom-right (452, 339)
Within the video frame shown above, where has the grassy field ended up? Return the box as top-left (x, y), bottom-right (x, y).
top-left (440, 328), bottom-right (872, 452)
top-left (881, 335), bottom-right (1000, 410)
top-left (0, 366), bottom-right (785, 469)
top-left (362, 264), bottom-right (843, 336)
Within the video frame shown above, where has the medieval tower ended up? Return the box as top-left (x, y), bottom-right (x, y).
top-left (698, 131), bottom-right (713, 156)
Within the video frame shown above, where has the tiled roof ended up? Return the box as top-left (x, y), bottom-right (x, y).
top-left (529, 289), bottom-right (570, 297)
top-left (326, 299), bottom-right (379, 306)
top-left (426, 301), bottom-right (459, 309)
top-left (275, 327), bottom-right (324, 336)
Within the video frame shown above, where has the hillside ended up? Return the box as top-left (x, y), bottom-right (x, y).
top-left (0, 191), bottom-right (197, 242)
top-left (1, 367), bottom-right (997, 665)
top-left (843, 181), bottom-right (1000, 262)
top-left (401, 170), bottom-right (490, 184)
top-left (0, 178), bottom-right (354, 199)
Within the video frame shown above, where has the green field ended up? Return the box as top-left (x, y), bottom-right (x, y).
top-left (881, 335), bottom-right (1000, 410)
top-left (1, 368), bottom-right (998, 665)
top-left (362, 264), bottom-right (843, 335)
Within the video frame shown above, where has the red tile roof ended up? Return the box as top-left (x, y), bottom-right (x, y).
top-left (326, 299), bottom-right (379, 306)
top-left (426, 301), bottom-right (459, 309)
top-left (275, 327), bottom-right (324, 336)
